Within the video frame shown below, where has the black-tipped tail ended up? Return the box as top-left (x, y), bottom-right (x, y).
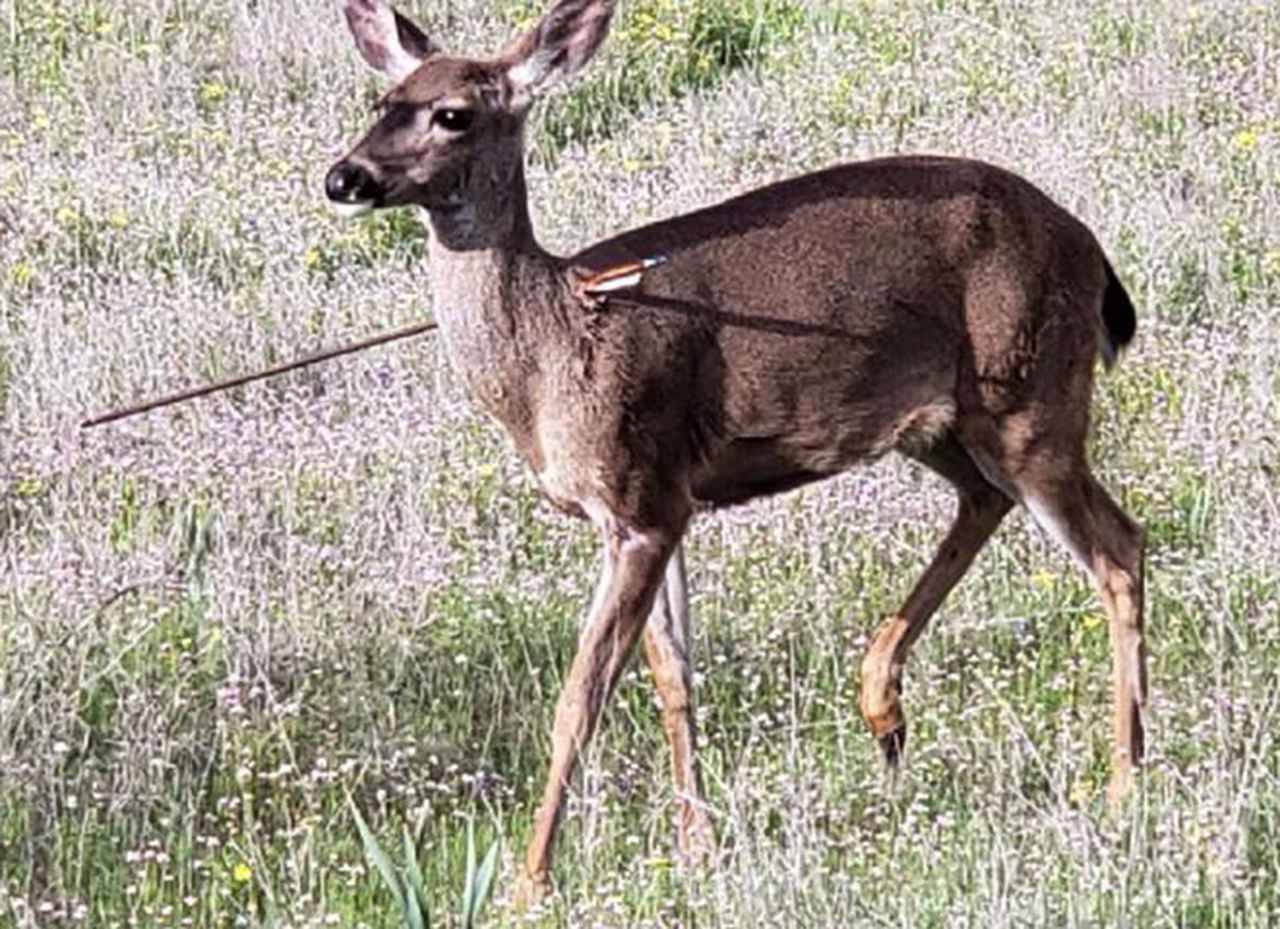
top-left (1099, 257), bottom-right (1136, 369)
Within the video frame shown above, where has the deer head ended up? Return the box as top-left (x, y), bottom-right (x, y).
top-left (325, 0), bottom-right (614, 250)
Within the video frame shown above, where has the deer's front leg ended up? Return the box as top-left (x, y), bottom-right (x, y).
top-left (518, 517), bottom-right (681, 903)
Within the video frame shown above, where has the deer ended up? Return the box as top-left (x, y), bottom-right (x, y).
top-left (324, 0), bottom-right (1147, 902)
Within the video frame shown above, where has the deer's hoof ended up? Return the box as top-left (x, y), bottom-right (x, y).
top-left (859, 670), bottom-right (906, 770)
top-left (1106, 764), bottom-right (1136, 810)
top-left (877, 723), bottom-right (908, 769)
top-left (511, 871), bottom-right (552, 912)
top-left (859, 667), bottom-right (905, 756)
top-left (678, 815), bottom-right (717, 869)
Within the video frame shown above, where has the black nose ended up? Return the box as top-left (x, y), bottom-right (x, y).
top-left (325, 161), bottom-right (376, 202)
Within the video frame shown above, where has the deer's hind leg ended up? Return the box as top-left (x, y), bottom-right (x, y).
top-left (954, 367), bottom-right (1146, 802)
top-left (641, 542), bottom-right (715, 863)
top-left (1011, 458), bottom-right (1146, 803)
top-left (860, 433), bottom-right (1014, 765)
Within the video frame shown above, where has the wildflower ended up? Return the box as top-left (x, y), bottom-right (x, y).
top-left (1068, 779), bottom-right (1092, 805)
top-left (1263, 249), bottom-right (1280, 277)
top-left (1232, 128), bottom-right (1258, 153)
top-left (200, 81), bottom-right (228, 106)
top-left (8, 261), bottom-right (31, 286)
top-left (231, 862), bottom-right (253, 883)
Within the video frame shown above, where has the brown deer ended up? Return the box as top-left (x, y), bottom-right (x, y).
top-left (325, 0), bottom-right (1146, 901)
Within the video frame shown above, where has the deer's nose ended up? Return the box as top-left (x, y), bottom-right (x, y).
top-left (325, 161), bottom-right (377, 203)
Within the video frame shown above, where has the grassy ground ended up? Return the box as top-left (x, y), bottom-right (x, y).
top-left (2, 0), bottom-right (1279, 926)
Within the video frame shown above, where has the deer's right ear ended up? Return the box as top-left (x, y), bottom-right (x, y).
top-left (340, 0), bottom-right (439, 81)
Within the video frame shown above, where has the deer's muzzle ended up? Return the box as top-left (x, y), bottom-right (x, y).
top-left (325, 160), bottom-right (382, 217)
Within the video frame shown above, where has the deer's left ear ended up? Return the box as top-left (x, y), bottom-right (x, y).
top-left (340, 0), bottom-right (440, 82)
top-left (501, 0), bottom-right (614, 107)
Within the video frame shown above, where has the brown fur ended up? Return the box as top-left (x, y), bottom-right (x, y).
top-left (327, 0), bottom-right (1148, 902)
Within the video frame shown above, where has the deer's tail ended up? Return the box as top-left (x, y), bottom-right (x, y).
top-left (1099, 256), bottom-right (1136, 370)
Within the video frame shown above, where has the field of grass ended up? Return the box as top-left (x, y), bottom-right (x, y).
top-left (2, 0), bottom-right (1279, 926)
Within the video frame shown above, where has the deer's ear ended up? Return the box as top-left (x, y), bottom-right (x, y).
top-left (340, 0), bottom-right (439, 82)
top-left (501, 0), bottom-right (614, 106)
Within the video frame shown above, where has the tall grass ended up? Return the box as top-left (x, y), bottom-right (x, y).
top-left (2, 0), bottom-right (1279, 926)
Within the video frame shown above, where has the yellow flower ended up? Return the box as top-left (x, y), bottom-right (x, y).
top-left (1264, 249), bottom-right (1280, 277)
top-left (231, 862), bottom-right (253, 883)
top-left (1232, 128), bottom-right (1258, 152)
top-left (200, 81), bottom-right (227, 106)
top-left (1068, 779), bottom-right (1092, 806)
top-left (8, 261), bottom-right (32, 287)
top-left (107, 209), bottom-right (129, 230)
top-left (303, 246), bottom-right (322, 269)
top-left (1030, 569), bottom-right (1055, 591)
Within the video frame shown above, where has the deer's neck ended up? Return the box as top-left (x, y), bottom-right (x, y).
top-left (423, 214), bottom-right (567, 352)
top-left (423, 160), bottom-right (562, 319)
top-left (421, 168), bottom-right (572, 453)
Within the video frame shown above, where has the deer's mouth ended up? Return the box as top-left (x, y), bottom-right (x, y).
top-left (330, 199), bottom-right (376, 218)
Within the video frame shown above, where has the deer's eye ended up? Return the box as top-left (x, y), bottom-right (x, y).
top-left (432, 108), bottom-right (475, 133)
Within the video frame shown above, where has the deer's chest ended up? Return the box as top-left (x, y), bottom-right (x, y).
top-left (436, 310), bottom-right (536, 441)
top-left (528, 403), bottom-right (610, 519)
top-left (437, 299), bottom-right (640, 522)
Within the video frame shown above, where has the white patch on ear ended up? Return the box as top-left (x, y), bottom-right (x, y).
top-left (384, 51), bottom-right (423, 82)
top-left (503, 1), bottom-right (614, 105)
top-left (330, 200), bottom-right (375, 219)
top-left (507, 52), bottom-right (553, 93)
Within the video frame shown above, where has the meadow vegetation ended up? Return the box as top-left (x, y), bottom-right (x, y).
top-left (2, 0), bottom-right (1279, 926)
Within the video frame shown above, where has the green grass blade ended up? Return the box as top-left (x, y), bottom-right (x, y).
top-left (346, 794), bottom-right (408, 921)
top-left (461, 819), bottom-right (500, 929)
top-left (402, 825), bottom-right (430, 929)
top-left (405, 881), bottom-right (426, 929)
top-left (471, 837), bottom-right (501, 925)
top-left (461, 818), bottom-right (479, 927)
